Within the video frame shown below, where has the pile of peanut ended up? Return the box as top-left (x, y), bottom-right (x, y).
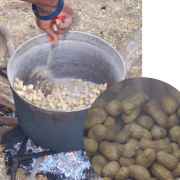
top-left (14, 78), bottom-right (107, 111)
top-left (85, 91), bottom-right (180, 180)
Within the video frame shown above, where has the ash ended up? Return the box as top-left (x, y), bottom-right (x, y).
top-left (37, 151), bottom-right (91, 179)
top-left (4, 129), bottom-right (99, 180)
top-left (25, 140), bottom-right (92, 179)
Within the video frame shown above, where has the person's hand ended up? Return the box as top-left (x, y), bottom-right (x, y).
top-left (36, 5), bottom-right (73, 44)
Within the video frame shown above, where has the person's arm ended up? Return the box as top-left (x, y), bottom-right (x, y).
top-left (21, 0), bottom-right (59, 16)
top-left (20, 0), bottom-right (73, 44)
top-left (21, 0), bottom-right (58, 8)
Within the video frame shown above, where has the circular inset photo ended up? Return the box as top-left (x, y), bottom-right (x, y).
top-left (84, 77), bottom-right (180, 180)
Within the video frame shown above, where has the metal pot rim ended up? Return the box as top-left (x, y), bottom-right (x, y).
top-left (7, 31), bottom-right (127, 113)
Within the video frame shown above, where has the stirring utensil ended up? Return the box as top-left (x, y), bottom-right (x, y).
top-left (29, 44), bottom-right (56, 94)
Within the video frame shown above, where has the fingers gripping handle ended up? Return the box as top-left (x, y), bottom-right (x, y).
top-left (52, 14), bottom-right (66, 32)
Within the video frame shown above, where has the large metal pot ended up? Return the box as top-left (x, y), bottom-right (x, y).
top-left (7, 31), bottom-right (127, 152)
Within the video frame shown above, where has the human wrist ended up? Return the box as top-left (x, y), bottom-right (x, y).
top-left (32, 0), bottom-right (64, 21)
top-left (37, 5), bottom-right (56, 16)
top-left (35, 0), bottom-right (59, 16)
top-left (35, 0), bottom-right (58, 8)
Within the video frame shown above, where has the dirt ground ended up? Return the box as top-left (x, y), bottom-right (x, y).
top-left (0, 0), bottom-right (142, 77)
